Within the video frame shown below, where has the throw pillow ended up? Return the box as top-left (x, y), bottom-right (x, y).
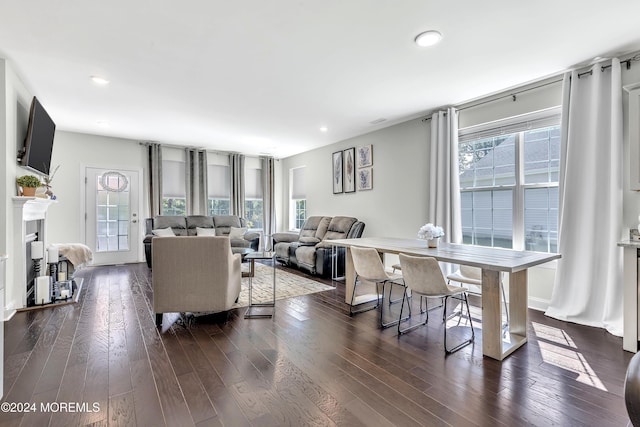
top-left (152, 227), bottom-right (175, 237)
top-left (196, 227), bottom-right (216, 236)
top-left (228, 227), bottom-right (247, 239)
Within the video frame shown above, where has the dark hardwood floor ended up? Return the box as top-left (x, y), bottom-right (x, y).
top-left (0, 262), bottom-right (633, 426)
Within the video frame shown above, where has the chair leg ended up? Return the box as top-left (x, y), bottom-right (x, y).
top-left (379, 281), bottom-right (410, 329)
top-left (398, 289), bottom-right (428, 335)
top-left (349, 274), bottom-right (379, 316)
top-left (444, 293), bottom-right (475, 354)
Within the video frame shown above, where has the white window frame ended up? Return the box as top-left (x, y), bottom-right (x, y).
top-left (459, 107), bottom-right (561, 253)
top-left (289, 166), bottom-right (307, 231)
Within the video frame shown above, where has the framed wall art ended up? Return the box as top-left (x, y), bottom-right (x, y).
top-left (332, 150), bottom-right (343, 194)
top-left (343, 147), bottom-right (356, 193)
top-left (357, 144), bottom-right (373, 168)
top-left (357, 167), bottom-right (373, 191)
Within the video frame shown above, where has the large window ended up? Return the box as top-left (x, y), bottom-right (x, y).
top-left (459, 109), bottom-right (560, 252)
top-left (290, 166), bottom-right (307, 230)
top-left (162, 160), bottom-right (186, 215)
top-left (208, 164), bottom-right (230, 215)
top-left (244, 168), bottom-right (263, 229)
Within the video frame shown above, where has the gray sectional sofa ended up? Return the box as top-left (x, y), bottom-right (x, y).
top-left (143, 215), bottom-right (260, 268)
top-left (272, 216), bottom-right (365, 277)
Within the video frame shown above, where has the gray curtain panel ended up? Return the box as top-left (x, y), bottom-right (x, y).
top-left (230, 153), bottom-right (245, 217)
top-left (147, 143), bottom-right (163, 217)
top-left (185, 148), bottom-right (208, 215)
top-left (261, 156), bottom-right (276, 250)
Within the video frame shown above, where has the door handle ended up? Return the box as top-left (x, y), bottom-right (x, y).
top-left (132, 220), bottom-right (138, 223)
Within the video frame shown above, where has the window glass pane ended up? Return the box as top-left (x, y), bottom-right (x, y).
top-left (118, 236), bottom-right (129, 251)
top-left (524, 126), bottom-right (561, 184)
top-left (244, 199), bottom-right (263, 229)
top-left (208, 198), bottom-right (230, 216)
top-left (162, 198), bottom-right (186, 216)
top-left (461, 190), bottom-right (513, 248)
top-left (525, 187), bottom-right (558, 252)
top-left (459, 135), bottom-right (515, 188)
top-left (294, 199), bottom-right (306, 229)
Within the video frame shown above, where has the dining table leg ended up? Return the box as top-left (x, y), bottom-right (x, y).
top-left (482, 269), bottom-right (528, 360)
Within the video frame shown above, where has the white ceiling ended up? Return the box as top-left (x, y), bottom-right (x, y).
top-left (1, 1), bottom-right (640, 159)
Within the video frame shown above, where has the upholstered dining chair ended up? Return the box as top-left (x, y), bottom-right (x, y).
top-left (625, 351), bottom-right (640, 426)
top-left (349, 246), bottom-right (407, 328)
top-left (398, 253), bottom-right (474, 354)
top-left (447, 265), bottom-right (509, 328)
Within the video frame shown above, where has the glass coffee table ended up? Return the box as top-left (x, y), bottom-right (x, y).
top-left (233, 248), bottom-right (256, 277)
top-left (244, 251), bottom-right (276, 319)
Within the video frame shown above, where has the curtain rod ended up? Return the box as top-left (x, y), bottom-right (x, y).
top-left (138, 142), bottom-right (277, 160)
top-left (421, 77), bottom-right (563, 122)
top-left (578, 54), bottom-right (640, 78)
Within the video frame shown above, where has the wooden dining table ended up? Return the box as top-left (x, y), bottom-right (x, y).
top-left (330, 237), bottom-right (561, 360)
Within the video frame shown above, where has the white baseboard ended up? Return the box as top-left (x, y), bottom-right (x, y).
top-left (528, 296), bottom-right (550, 312)
top-left (3, 308), bottom-right (16, 321)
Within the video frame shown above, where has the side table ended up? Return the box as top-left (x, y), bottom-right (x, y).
top-left (244, 251), bottom-right (276, 319)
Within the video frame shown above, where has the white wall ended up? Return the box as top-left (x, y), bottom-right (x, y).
top-left (47, 131), bottom-right (147, 258)
top-left (1, 59), bottom-right (34, 315)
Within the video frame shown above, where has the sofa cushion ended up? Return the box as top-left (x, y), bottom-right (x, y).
top-left (152, 227), bottom-right (175, 237)
top-left (295, 245), bottom-right (316, 268)
top-left (299, 216), bottom-right (330, 239)
top-left (275, 242), bottom-right (291, 260)
top-left (196, 227), bottom-right (216, 236)
top-left (323, 216), bottom-right (357, 240)
top-left (299, 236), bottom-right (321, 245)
top-left (231, 238), bottom-right (252, 248)
top-left (213, 215), bottom-right (242, 235)
top-left (186, 216), bottom-right (215, 235)
top-left (229, 227), bottom-right (247, 239)
top-left (154, 216), bottom-right (188, 236)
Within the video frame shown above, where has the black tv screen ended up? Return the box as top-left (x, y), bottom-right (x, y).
top-left (21, 96), bottom-right (55, 175)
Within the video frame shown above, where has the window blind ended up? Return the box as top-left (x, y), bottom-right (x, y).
top-left (291, 166), bottom-right (306, 199)
top-left (245, 168), bottom-right (262, 199)
top-left (207, 164), bottom-right (230, 198)
top-left (162, 160), bottom-right (186, 198)
top-left (459, 107), bottom-right (561, 143)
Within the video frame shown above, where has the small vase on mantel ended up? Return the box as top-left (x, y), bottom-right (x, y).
top-left (427, 238), bottom-right (439, 248)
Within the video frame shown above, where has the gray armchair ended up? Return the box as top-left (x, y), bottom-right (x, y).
top-left (152, 236), bottom-right (241, 326)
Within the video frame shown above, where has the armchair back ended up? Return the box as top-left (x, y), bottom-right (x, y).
top-left (152, 236), bottom-right (241, 321)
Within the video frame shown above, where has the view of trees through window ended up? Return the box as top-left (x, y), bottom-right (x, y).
top-left (208, 199), bottom-right (230, 216)
top-left (294, 199), bottom-right (306, 229)
top-left (162, 198), bottom-right (186, 216)
top-left (244, 199), bottom-right (263, 229)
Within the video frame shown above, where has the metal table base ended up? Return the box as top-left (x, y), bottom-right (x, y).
top-left (244, 252), bottom-right (276, 319)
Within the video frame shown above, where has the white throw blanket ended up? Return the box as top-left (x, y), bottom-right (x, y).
top-left (52, 243), bottom-right (93, 267)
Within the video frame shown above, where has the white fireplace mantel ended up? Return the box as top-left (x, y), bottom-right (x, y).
top-left (7, 197), bottom-right (57, 319)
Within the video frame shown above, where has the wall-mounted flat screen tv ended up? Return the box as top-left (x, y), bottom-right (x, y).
top-left (20, 96), bottom-right (56, 176)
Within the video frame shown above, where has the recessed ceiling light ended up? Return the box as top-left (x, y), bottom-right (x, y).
top-left (320, 126), bottom-right (328, 133)
top-left (415, 30), bottom-right (442, 47)
top-left (90, 76), bottom-right (110, 85)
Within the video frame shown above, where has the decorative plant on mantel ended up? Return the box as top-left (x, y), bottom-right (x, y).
top-left (43, 164), bottom-right (60, 198)
top-left (16, 175), bottom-right (42, 197)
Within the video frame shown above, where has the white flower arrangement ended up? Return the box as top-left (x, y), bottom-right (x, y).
top-left (417, 223), bottom-right (444, 240)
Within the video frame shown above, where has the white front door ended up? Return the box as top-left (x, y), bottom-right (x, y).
top-left (85, 167), bottom-right (140, 265)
